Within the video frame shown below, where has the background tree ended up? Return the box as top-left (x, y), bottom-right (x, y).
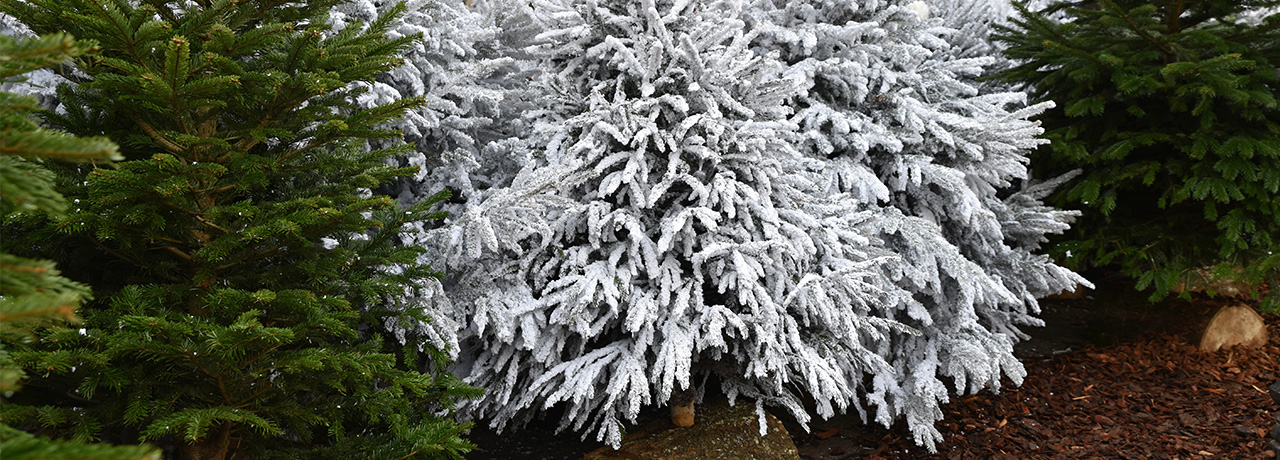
top-left (0, 1), bottom-right (478, 458)
top-left (996, 0), bottom-right (1280, 306)
top-left (0, 31), bottom-right (161, 460)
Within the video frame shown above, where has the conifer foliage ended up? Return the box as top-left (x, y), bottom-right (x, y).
top-left (397, 0), bottom-right (1083, 451)
top-left (996, 0), bottom-right (1280, 306)
top-left (748, 0), bottom-right (1084, 448)
top-left (0, 0), bottom-right (478, 458)
top-left (0, 32), bottom-right (161, 460)
top-left (436, 0), bottom-right (909, 446)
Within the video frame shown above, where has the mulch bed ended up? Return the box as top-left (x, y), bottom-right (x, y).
top-left (792, 297), bottom-right (1280, 460)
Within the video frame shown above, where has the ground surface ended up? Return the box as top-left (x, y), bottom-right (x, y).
top-left (790, 275), bottom-right (1279, 459)
top-left (466, 275), bottom-right (1280, 459)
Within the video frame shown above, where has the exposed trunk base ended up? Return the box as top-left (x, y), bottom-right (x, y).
top-left (669, 385), bottom-right (696, 427)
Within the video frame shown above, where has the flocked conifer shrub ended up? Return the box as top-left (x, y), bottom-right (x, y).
top-left (745, 0), bottom-right (1085, 448)
top-left (392, 0), bottom-right (1084, 452)
top-left (332, 0), bottom-right (540, 181)
top-left (0, 0), bottom-right (478, 458)
top-left (346, 0), bottom-right (547, 234)
top-left (925, 0), bottom-right (1012, 62)
top-left (418, 0), bottom-right (911, 446)
top-left (0, 31), bottom-right (161, 460)
top-left (996, 0), bottom-right (1280, 307)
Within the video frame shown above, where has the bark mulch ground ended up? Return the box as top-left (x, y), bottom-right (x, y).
top-left (791, 292), bottom-right (1280, 460)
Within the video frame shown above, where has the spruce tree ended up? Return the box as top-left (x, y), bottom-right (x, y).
top-left (417, 0), bottom-right (908, 447)
top-left (393, 0), bottom-right (1083, 452)
top-left (996, 0), bottom-right (1280, 306)
top-left (0, 1), bottom-right (478, 459)
top-left (1, 32), bottom-right (161, 460)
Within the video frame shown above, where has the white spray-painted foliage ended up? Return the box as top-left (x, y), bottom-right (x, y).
top-left (424, 0), bottom-right (931, 447)
top-left (746, 0), bottom-right (1086, 449)
top-left (375, 0), bottom-right (1087, 453)
top-left (925, 0), bottom-right (1014, 62)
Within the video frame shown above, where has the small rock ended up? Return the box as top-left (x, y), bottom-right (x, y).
top-left (581, 403), bottom-right (800, 460)
top-left (1198, 304), bottom-right (1268, 352)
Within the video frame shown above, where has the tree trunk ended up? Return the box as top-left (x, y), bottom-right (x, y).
top-left (669, 385), bottom-right (696, 427)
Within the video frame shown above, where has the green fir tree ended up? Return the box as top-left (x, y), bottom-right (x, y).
top-left (0, 1), bottom-right (479, 459)
top-left (996, 0), bottom-right (1280, 307)
top-left (0, 32), bottom-right (162, 460)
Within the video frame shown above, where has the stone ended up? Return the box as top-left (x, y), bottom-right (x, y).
top-left (581, 403), bottom-right (800, 460)
top-left (1198, 304), bottom-right (1268, 352)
